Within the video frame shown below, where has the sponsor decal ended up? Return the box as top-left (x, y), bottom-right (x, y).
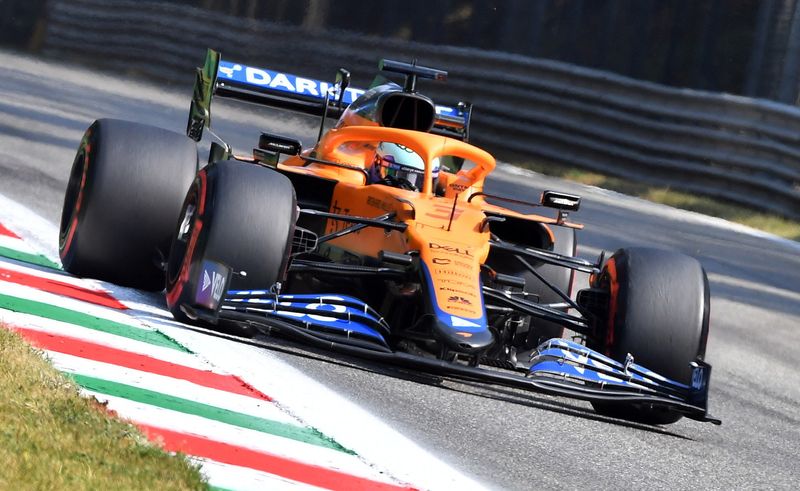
top-left (437, 278), bottom-right (471, 284)
top-left (448, 305), bottom-right (475, 314)
top-left (429, 242), bottom-right (472, 257)
top-left (692, 365), bottom-right (705, 390)
top-left (218, 61), bottom-right (365, 103)
top-left (366, 196), bottom-right (393, 212)
top-left (201, 269), bottom-right (226, 303)
top-left (276, 298), bottom-right (347, 323)
top-left (327, 200), bottom-right (354, 234)
top-left (435, 105), bottom-right (453, 115)
top-left (195, 261), bottom-right (229, 309)
top-left (550, 197), bottom-right (577, 207)
top-left (447, 295), bottom-right (472, 305)
top-left (212, 272), bottom-right (225, 303)
top-left (433, 269), bottom-right (472, 280)
top-left (264, 141), bottom-right (297, 153)
top-left (218, 60), bottom-right (462, 122)
top-left (439, 286), bottom-right (474, 296)
top-left (450, 315), bottom-right (481, 328)
top-left (448, 182), bottom-right (469, 193)
top-left (430, 257), bottom-right (472, 269)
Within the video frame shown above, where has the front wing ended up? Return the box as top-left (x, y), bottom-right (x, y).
top-left (181, 280), bottom-right (720, 425)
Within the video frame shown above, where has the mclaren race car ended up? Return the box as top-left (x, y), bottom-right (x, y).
top-left (58, 49), bottom-right (719, 425)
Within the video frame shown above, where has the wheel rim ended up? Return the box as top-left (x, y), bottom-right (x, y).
top-left (167, 189), bottom-right (198, 288)
top-left (59, 146), bottom-right (89, 256)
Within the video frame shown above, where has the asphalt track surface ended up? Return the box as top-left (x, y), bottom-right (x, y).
top-left (2, 50), bottom-right (799, 489)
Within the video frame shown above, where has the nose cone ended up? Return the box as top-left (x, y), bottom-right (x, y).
top-left (432, 315), bottom-right (494, 354)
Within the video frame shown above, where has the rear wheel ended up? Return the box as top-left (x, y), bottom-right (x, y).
top-left (590, 247), bottom-right (710, 424)
top-left (165, 160), bottom-right (297, 326)
top-left (59, 119), bottom-right (197, 290)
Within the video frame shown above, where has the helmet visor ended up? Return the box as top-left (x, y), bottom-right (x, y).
top-left (379, 155), bottom-right (426, 190)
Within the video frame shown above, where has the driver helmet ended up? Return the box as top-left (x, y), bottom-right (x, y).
top-left (370, 142), bottom-right (438, 191)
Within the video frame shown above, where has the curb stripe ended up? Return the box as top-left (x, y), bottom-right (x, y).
top-left (0, 210), bottom-right (466, 490)
top-left (138, 424), bottom-right (416, 491)
top-left (0, 245), bottom-right (62, 270)
top-left (193, 458), bottom-right (330, 491)
top-left (85, 393), bottom-right (376, 479)
top-left (0, 222), bottom-right (20, 239)
top-left (15, 327), bottom-right (268, 401)
top-left (71, 373), bottom-right (348, 453)
top-left (45, 351), bottom-right (295, 423)
top-left (2, 315), bottom-right (212, 371)
top-left (0, 293), bottom-right (187, 352)
top-left (0, 259), bottom-right (96, 284)
top-left (0, 266), bottom-right (127, 309)
top-left (0, 281), bottom-right (152, 327)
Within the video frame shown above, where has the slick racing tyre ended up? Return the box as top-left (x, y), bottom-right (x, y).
top-left (165, 159), bottom-right (297, 325)
top-left (59, 119), bottom-right (197, 290)
top-left (590, 247), bottom-right (710, 424)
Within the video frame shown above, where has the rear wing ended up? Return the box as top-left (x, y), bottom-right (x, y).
top-left (187, 49), bottom-right (471, 142)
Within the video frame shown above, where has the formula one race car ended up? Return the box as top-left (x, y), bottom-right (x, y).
top-left (58, 49), bottom-right (719, 425)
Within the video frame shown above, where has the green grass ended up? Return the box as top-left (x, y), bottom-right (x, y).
top-left (0, 326), bottom-right (208, 490)
top-left (515, 161), bottom-right (800, 241)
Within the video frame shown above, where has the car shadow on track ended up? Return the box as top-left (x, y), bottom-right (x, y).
top-left (436, 378), bottom-right (694, 439)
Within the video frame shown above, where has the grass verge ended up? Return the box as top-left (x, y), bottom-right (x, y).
top-left (516, 162), bottom-right (800, 241)
top-left (0, 326), bottom-right (207, 490)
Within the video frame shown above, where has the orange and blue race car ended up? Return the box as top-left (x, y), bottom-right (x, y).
top-left (58, 50), bottom-right (719, 425)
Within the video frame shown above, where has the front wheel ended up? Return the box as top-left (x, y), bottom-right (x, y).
top-left (590, 247), bottom-right (710, 424)
top-left (165, 160), bottom-right (297, 324)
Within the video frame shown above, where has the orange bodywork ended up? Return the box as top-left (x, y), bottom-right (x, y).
top-left (278, 125), bottom-right (574, 321)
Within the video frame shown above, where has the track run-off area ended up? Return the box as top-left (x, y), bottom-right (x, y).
top-left (1, 50), bottom-right (799, 489)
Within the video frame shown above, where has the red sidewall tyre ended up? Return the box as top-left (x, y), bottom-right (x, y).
top-left (59, 119), bottom-right (197, 290)
top-left (591, 247), bottom-right (710, 424)
top-left (165, 160), bottom-right (296, 324)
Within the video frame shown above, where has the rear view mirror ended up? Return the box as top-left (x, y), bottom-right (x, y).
top-left (335, 68), bottom-right (351, 108)
top-left (541, 190), bottom-right (581, 211)
top-left (259, 132), bottom-right (302, 155)
top-left (255, 132), bottom-right (302, 166)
